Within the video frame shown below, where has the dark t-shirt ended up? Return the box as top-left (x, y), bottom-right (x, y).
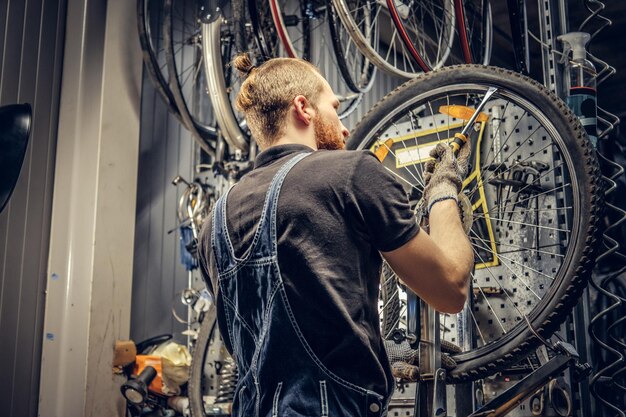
top-left (198, 144), bottom-right (419, 396)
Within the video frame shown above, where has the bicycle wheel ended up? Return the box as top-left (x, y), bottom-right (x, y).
top-left (163, 0), bottom-right (218, 156)
top-left (248, 0), bottom-right (364, 120)
top-left (195, 0), bottom-right (264, 154)
top-left (249, 0), bottom-right (312, 60)
top-left (270, 0), bottom-right (313, 59)
top-left (327, 0), bottom-right (377, 93)
top-left (188, 305), bottom-right (234, 417)
top-left (332, 0), bottom-right (423, 78)
top-left (137, 0), bottom-right (183, 122)
top-left (347, 65), bottom-right (603, 382)
top-left (386, 0), bottom-right (456, 71)
top-left (380, 262), bottom-right (402, 339)
top-left (249, 0), bottom-right (279, 60)
top-left (456, 0), bottom-right (492, 65)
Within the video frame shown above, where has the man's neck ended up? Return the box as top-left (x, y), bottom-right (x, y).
top-left (271, 136), bottom-right (317, 150)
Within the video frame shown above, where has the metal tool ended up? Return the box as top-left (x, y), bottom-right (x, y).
top-left (450, 87), bottom-right (498, 154)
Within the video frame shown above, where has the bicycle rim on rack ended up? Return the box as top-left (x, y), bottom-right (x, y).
top-left (348, 65), bottom-right (603, 382)
top-left (137, 0), bottom-right (184, 123)
top-left (200, 0), bottom-right (257, 153)
top-left (249, 0), bottom-right (365, 120)
top-left (271, 0), bottom-right (313, 59)
top-left (188, 305), bottom-right (235, 417)
top-left (386, 0), bottom-right (456, 72)
top-left (327, 0), bottom-right (377, 93)
top-left (332, 0), bottom-right (424, 78)
top-left (456, 0), bottom-right (492, 65)
top-left (163, 0), bottom-right (218, 156)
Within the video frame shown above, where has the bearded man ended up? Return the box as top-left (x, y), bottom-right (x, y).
top-left (198, 54), bottom-right (473, 417)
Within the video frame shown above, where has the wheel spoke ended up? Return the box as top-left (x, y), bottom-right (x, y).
top-left (488, 183), bottom-right (571, 213)
top-left (471, 231), bottom-right (556, 285)
top-left (377, 139), bottom-right (425, 188)
top-left (470, 237), bottom-right (536, 321)
top-left (472, 213), bottom-right (570, 234)
top-left (471, 270), bottom-right (509, 334)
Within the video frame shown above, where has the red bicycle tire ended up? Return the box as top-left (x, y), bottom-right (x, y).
top-left (386, 0), bottom-right (431, 72)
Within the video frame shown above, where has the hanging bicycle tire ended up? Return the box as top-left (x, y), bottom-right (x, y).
top-left (248, 0), bottom-right (364, 120)
top-left (270, 0), bottom-right (313, 59)
top-left (331, 0), bottom-right (424, 78)
top-left (386, 0), bottom-right (456, 72)
top-left (188, 305), bottom-right (235, 417)
top-left (137, 0), bottom-right (183, 122)
top-left (162, 0), bottom-right (219, 157)
top-left (347, 65), bottom-right (603, 382)
top-left (456, 0), bottom-right (492, 65)
top-left (249, 0), bottom-right (279, 61)
top-left (199, 0), bottom-right (267, 154)
top-left (327, 0), bottom-right (377, 93)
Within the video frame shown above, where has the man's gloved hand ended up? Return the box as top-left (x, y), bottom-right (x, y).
top-left (422, 141), bottom-right (471, 214)
top-left (384, 339), bottom-right (420, 382)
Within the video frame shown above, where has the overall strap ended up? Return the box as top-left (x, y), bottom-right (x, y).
top-left (211, 152), bottom-right (310, 271)
top-left (210, 186), bottom-right (236, 273)
top-left (250, 152), bottom-right (310, 259)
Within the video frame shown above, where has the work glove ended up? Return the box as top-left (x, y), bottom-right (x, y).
top-left (422, 141), bottom-right (471, 214)
top-left (384, 339), bottom-right (420, 382)
top-left (383, 338), bottom-right (458, 382)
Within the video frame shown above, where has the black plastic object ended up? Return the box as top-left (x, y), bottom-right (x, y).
top-left (121, 365), bottom-right (157, 405)
top-left (135, 334), bottom-right (172, 355)
top-left (0, 103), bottom-right (32, 214)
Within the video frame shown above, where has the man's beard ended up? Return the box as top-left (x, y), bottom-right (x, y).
top-left (313, 115), bottom-right (345, 150)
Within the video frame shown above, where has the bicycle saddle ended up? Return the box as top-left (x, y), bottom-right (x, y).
top-left (0, 103), bottom-right (32, 214)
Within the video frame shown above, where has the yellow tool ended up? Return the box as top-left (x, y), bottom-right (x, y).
top-left (439, 105), bottom-right (489, 123)
top-left (441, 87), bottom-right (498, 155)
top-left (439, 104), bottom-right (489, 154)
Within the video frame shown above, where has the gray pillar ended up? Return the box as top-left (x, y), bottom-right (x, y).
top-left (39, 0), bottom-right (142, 416)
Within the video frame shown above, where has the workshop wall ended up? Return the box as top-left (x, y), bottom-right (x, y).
top-left (131, 66), bottom-right (197, 343)
top-left (130, 1), bottom-right (402, 343)
top-left (0, 1), bottom-right (68, 417)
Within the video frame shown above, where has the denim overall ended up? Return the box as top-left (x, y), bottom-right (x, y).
top-left (211, 153), bottom-right (389, 417)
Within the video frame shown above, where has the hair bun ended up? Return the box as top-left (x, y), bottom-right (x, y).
top-left (233, 52), bottom-right (256, 78)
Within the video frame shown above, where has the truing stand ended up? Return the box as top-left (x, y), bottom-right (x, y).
top-left (468, 341), bottom-right (591, 417)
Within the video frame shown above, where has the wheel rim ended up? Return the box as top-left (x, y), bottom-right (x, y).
top-left (332, 0), bottom-right (425, 78)
top-left (386, 0), bottom-right (456, 71)
top-left (456, 0), bottom-right (492, 65)
top-left (164, 0), bottom-right (218, 155)
top-left (327, 0), bottom-right (377, 93)
top-left (202, 18), bottom-right (251, 152)
top-left (268, 0), bottom-right (313, 59)
top-left (138, 0), bottom-right (185, 122)
top-left (249, 1), bottom-right (365, 120)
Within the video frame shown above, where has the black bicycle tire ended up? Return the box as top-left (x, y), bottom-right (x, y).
top-left (249, 0), bottom-right (277, 61)
top-left (380, 263), bottom-right (401, 339)
top-left (347, 65), bottom-right (603, 382)
top-left (326, 0), bottom-right (377, 93)
top-left (299, 0), bottom-right (312, 61)
top-left (137, 0), bottom-right (184, 123)
top-left (163, 0), bottom-right (219, 155)
top-left (232, 0), bottom-right (247, 55)
top-left (188, 304), bottom-right (218, 417)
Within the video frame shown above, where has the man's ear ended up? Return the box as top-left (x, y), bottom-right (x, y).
top-left (293, 95), bottom-right (314, 126)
